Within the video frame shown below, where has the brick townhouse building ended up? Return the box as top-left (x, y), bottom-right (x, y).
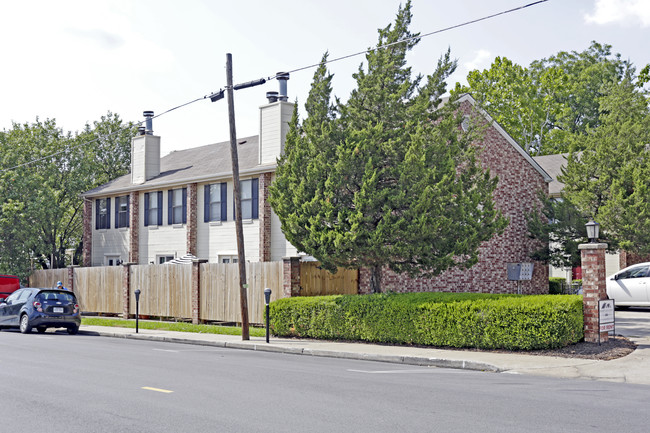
top-left (82, 92), bottom-right (552, 294)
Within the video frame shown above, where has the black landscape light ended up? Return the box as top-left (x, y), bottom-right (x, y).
top-left (134, 289), bottom-right (141, 333)
top-left (586, 219), bottom-right (600, 243)
top-left (264, 288), bottom-right (272, 343)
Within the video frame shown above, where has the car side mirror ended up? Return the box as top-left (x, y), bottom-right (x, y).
top-left (614, 274), bottom-right (619, 281)
top-left (0, 298), bottom-right (6, 304)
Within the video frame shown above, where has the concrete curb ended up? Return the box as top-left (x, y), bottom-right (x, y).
top-left (86, 329), bottom-right (502, 373)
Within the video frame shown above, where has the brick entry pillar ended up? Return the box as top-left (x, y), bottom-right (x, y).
top-left (82, 199), bottom-right (92, 267)
top-left (192, 259), bottom-right (208, 324)
top-left (579, 243), bottom-right (608, 343)
top-left (283, 257), bottom-right (301, 297)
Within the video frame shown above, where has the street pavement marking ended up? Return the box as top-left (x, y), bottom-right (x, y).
top-left (153, 348), bottom-right (179, 353)
top-left (142, 387), bottom-right (174, 393)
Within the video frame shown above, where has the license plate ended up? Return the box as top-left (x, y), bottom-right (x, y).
top-left (53, 307), bottom-right (64, 313)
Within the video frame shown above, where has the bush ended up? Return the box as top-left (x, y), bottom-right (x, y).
top-left (269, 292), bottom-right (584, 350)
top-left (549, 277), bottom-right (566, 294)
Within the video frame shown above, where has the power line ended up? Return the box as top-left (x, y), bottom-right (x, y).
top-left (1, 0), bottom-right (549, 173)
top-left (0, 96), bottom-right (208, 173)
top-left (267, 0), bottom-right (549, 80)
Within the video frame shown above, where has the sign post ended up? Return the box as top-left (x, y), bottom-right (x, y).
top-left (598, 299), bottom-right (615, 345)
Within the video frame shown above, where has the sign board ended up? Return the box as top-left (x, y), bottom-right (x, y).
top-left (599, 299), bottom-right (615, 332)
top-left (507, 263), bottom-right (534, 281)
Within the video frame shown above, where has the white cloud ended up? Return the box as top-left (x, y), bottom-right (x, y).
top-left (585, 0), bottom-right (650, 27)
top-left (463, 49), bottom-right (492, 72)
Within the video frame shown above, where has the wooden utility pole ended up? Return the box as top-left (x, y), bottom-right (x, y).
top-left (225, 53), bottom-right (250, 340)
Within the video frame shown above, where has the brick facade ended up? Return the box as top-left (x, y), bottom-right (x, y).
top-left (187, 183), bottom-right (198, 256)
top-left (259, 172), bottom-right (272, 262)
top-left (129, 191), bottom-right (139, 263)
top-left (82, 199), bottom-right (93, 267)
top-left (358, 99), bottom-right (549, 295)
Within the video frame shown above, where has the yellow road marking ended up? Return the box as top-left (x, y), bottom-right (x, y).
top-left (142, 387), bottom-right (174, 393)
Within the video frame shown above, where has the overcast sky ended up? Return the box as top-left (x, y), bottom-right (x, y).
top-left (1, 0), bottom-right (649, 157)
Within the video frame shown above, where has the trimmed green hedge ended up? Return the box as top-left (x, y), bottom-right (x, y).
top-left (269, 292), bottom-right (584, 350)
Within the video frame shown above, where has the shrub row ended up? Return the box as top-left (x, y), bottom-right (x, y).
top-left (269, 292), bottom-right (584, 350)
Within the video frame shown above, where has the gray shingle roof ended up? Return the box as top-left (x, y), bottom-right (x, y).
top-left (532, 153), bottom-right (568, 197)
top-left (83, 135), bottom-right (271, 197)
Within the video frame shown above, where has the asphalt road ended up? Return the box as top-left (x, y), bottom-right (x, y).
top-left (1, 330), bottom-right (650, 433)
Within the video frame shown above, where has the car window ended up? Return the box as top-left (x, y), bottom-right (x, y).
top-left (5, 289), bottom-right (22, 302)
top-left (39, 291), bottom-right (76, 302)
top-left (18, 290), bottom-right (32, 301)
top-left (618, 265), bottom-right (650, 279)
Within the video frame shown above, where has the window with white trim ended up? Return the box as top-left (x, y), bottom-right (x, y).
top-left (115, 195), bottom-right (129, 228)
top-left (144, 192), bottom-right (163, 227)
top-left (204, 183), bottom-right (227, 222)
top-left (95, 198), bottom-right (111, 230)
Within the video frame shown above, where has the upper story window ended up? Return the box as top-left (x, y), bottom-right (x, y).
top-left (114, 195), bottom-right (129, 229)
top-left (144, 191), bottom-right (163, 227)
top-left (95, 198), bottom-right (111, 230)
top-left (204, 183), bottom-right (227, 222)
top-left (240, 178), bottom-right (259, 220)
top-left (168, 188), bottom-right (187, 225)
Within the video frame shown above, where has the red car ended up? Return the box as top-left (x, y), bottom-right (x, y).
top-left (0, 275), bottom-right (21, 300)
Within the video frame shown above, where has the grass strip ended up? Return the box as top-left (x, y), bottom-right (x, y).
top-left (82, 317), bottom-right (266, 337)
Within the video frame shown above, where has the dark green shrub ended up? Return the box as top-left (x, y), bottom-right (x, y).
top-left (269, 292), bottom-right (583, 350)
top-left (549, 277), bottom-right (565, 294)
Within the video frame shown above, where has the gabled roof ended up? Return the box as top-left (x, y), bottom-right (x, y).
top-left (457, 94), bottom-right (553, 183)
top-left (83, 135), bottom-right (270, 197)
top-left (532, 153), bottom-right (568, 197)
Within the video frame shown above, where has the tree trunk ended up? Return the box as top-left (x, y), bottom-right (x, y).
top-left (370, 265), bottom-right (382, 293)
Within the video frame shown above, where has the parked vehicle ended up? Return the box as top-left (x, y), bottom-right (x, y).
top-left (0, 288), bottom-right (81, 334)
top-left (606, 262), bottom-right (650, 307)
top-left (0, 275), bottom-right (20, 300)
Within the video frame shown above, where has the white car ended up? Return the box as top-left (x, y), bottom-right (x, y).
top-left (606, 262), bottom-right (650, 307)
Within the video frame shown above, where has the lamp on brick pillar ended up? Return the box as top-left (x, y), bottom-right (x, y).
top-left (578, 219), bottom-right (608, 343)
top-left (586, 219), bottom-right (600, 243)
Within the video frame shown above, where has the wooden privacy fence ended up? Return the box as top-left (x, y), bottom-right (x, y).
top-left (130, 265), bottom-right (193, 320)
top-left (200, 262), bottom-right (284, 323)
top-left (299, 262), bottom-right (358, 296)
top-left (29, 269), bottom-right (68, 289)
top-left (29, 260), bottom-right (360, 324)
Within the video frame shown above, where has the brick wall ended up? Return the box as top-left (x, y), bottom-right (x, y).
top-left (259, 172), bottom-right (272, 261)
top-left (187, 183), bottom-right (198, 255)
top-left (359, 99), bottom-right (549, 295)
top-left (82, 199), bottom-right (92, 267)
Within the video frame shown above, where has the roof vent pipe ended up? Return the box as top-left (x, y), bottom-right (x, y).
top-left (137, 126), bottom-right (146, 136)
top-left (276, 72), bottom-right (289, 102)
top-left (143, 111), bottom-right (154, 135)
top-left (266, 91), bottom-right (279, 103)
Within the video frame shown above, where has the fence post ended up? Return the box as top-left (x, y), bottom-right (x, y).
top-left (122, 263), bottom-right (135, 319)
top-left (282, 257), bottom-right (301, 297)
top-left (192, 259), bottom-right (208, 324)
top-left (67, 265), bottom-right (77, 291)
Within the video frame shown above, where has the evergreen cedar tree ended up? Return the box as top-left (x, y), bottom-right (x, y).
top-left (269, 1), bottom-right (508, 293)
top-left (560, 78), bottom-right (650, 256)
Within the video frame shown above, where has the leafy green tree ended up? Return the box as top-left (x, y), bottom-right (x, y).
top-left (0, 113), bottom-right (136, 280)
top-left (270, 1), bottom-right (508, 293)
top-left (455, 42), bottom-right (633, 156)
top-left (560, 78), bottom-right (650, 254)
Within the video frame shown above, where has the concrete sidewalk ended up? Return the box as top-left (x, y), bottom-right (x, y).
top-left (80, 324), bottom-right (650, 386)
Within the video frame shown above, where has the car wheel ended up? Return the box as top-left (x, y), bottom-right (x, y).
top-left (36, 327), bottom-right (47, 334)
top-left (67, 325), bottom-right (79, 335)
top-left (19, 314), bottom-right (32, 334)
